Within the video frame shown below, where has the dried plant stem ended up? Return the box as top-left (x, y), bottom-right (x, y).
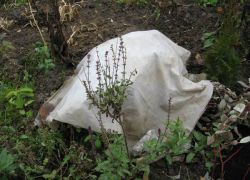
top-left (155, 97), bottom-right (172, 150)
top-left (28, 0), bottom-right (46, 46)
top-left (218, 146), bottom-right (224, 179)
top-left (213, 142), bottom-right (243, 180)
top-left (243, 166), bottom-right (250, 180)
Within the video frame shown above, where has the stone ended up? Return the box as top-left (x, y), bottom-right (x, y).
top-left (233, 103), bottom-right (246, 114)
top-left (218, 99), bottom-right (227, 111)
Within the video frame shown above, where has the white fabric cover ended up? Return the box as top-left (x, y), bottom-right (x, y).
top-left (35, 30), bottom-right (213, 147)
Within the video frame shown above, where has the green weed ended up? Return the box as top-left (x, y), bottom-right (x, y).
top-left (152, 8), bottom-right (161, 21)
top-left (202, 31), bottom-right (216, 49)
top-left (143, 118), bottom-right (191, 166)
top-left (197, 0), bottom-right (218, 6)
top-left (0, 35), bottom-right (14, 58)
top-left (34, 43), bottom-right (55, 74)
top-left (0, 149), bottom-right (16, 179)
top-left (95, 135), bottom-right (132, 179)
top-left (205, 16), bottom-right (241, 88)
top-left (116, 0), bottom-right (148, 6)
top-left (5, 86), bottom-right (34, 117)
top-left (14, 0), bottom-right (27, 6)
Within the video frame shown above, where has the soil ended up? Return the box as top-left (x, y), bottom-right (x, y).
top-left (0, 0), bottom-right (248, 179)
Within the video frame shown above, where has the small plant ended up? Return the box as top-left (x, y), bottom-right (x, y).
top-left (205, 14), bottom-right (241, 88)
top-left (186, 114), bottom-right (244, 174)
top-left (185, 131), bottom-right (215, 171)
top-left (5, 86), bottom-right (34, 117)
top-left (152, 8), bottom-right (161, 21)
top-left (37, 58), bottom-right (56, 73)
top-left (0, 149), bottom-right (16, 179)
top-left (0, 35), bottom-right (14, 58)
top-left (34, 43), bottom-right (55, 73)
top-left (95, 135), bottom-right (132, 179)
top-left (82, 38), bottom-right (142, 178)
top-left (84, 128), bottom-right (102, 151)
top-left (14, 0), bottom-right (27, 6)
top-left (202, 31), bottom-right (216, 49)
top-left (82, 37), bottom-right (136, 158)
top-left (15, 127), bottom-right (68, 179)
top-left (185, 131), bottom-right (207, 163)
top-left (143, 118), bottom-right (191, 165)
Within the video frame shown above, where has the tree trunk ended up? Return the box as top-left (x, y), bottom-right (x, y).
top-left (35, 0), bottom-right (71, 65)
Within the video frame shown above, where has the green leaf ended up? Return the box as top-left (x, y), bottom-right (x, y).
top-left (205, 161), bottom-right (213, 171)
top-left (19, 110), bottom-right (26, 115)
top-left (19, 87), bottom-right (33, 93)
top-left (193, 131), bottom-right (206, 142)
top-left (15, 95), bottom-right (24, 109)
top-left (186, 152), bottom-right (195, 163)
top-left (95, 138), bottom-right (102, 149)
top-left (42, 170), bottom-right (57, 179)
top-left (0, 149), bottom-right (16, 173)
top-left (20, 134), bottom-right (29, 139)
top-left (5, 91), bottom-right (16, 98)
top-left (165, 154), bottom-right (172, 165)
top-left (84, 135), bottom-right (91, 142)
top-left (25, 110), bottom-right (33, 117)
top-left (24, 100), bottom-right (34, 106)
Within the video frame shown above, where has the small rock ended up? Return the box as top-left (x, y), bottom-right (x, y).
top-left (224, 94), bottom-right (233, 103)
top-left (226, 104), bottom-right (232, 110)
top-left (218, 99), bottom-right (227, 111)
top-left (228, 97), bottom-right (234, 103)
top-left (132, 129), bottom-right (158, 156)
top-left (237, 81), bottom-right (249, 89)
top-left (228, 90), bottom-right (237, 99)
top-left (233, 103), bottom-right (246, 114)
top-left (201, 12), bottom-right (207, 17)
